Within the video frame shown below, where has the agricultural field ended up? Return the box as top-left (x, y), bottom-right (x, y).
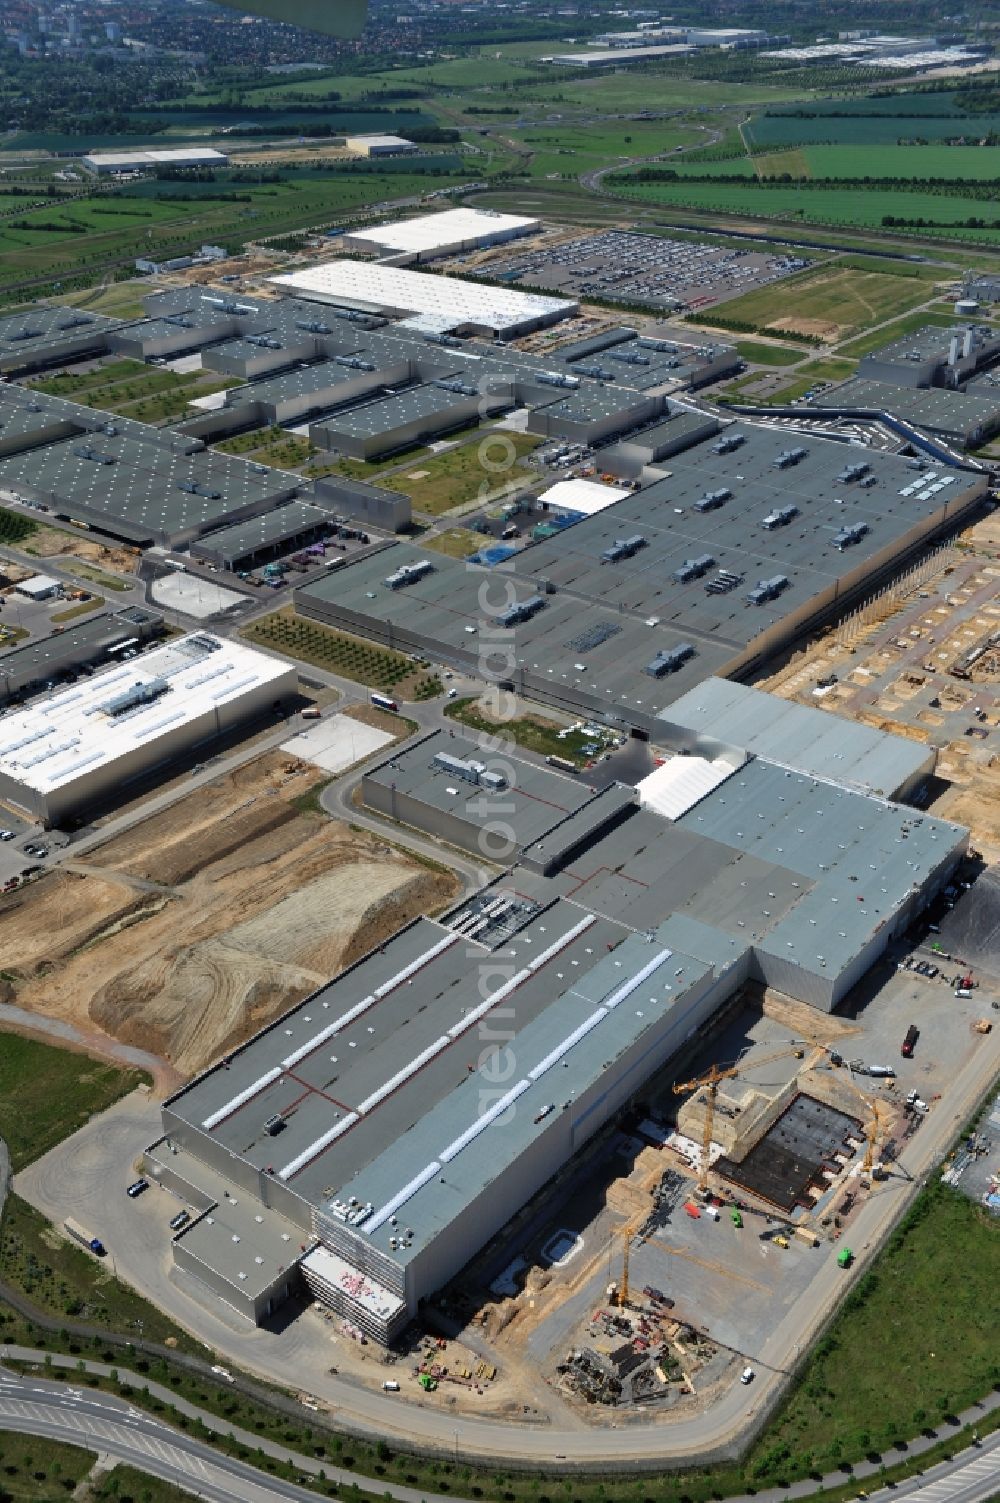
top-left (745, 92), bottom-right (1000, 148)
top-left (516, 120), bottom-right (703, 181)
top-left (608, 178), bottom-right (1000, 241)
top-left (735, 340), bottom-right (805, 366)
top-left (670, 144), bottom-right (1000, 180)
top-left (700, 265), bottom-right (933, 342)
top-left (0, 170), bottom-right (471, 297)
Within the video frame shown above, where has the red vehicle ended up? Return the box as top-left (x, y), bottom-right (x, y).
top-left (901, 1024), bottom-right (919, 1058)
top-left (683, 1201), bottom-right (702, 1219)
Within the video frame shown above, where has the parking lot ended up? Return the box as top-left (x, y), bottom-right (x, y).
top-left (461, 230), bottom-right (808, 313)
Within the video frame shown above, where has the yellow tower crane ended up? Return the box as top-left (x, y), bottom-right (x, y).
top-left (609, 1222), bottom-right (636, 1307)
top-left (672, 1042), bottom-right (808, 1195)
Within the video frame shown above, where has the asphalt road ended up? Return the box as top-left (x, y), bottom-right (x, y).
top-left (0, 1353), bottom-right (997, 1503)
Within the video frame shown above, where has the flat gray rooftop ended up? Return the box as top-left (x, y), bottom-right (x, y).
top-left (364, 729), bottom-right (599, 848)
top-left (0, 431), bottom-right (299, 543)
top-left (660, 677), bottom-right (933, 798)
top-left (810, 378), bottom-right (1000, 437)
top-left (0, 305), bottom-right (123, 356)
top-left (295, 546), bottom-right (736, 719)
top-left (169, 903), bottom-right (628, 1213)
top-left (317, 381), bottom-right (477, 441)
top-left (192, 499), bottom-right (329, 562)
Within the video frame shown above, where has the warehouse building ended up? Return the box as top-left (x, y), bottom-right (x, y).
top-left (82, 147), bottom-right (230, 175)
top-left (0, 633), bottom-right (295, 824)
top-left (202, 330), bottom-right (320, 382)
top-left (269, 261), bottom-right (576, 340)
top-left (0, 429), bottom-right (300, 548)
top-left (656, 677), bottom-right (935, 800)
top-left (151, 716), bottom-right (965, 1334)
top-left (295, 423), bottom-right (987, 731)
top-left (310, 380), bottom-right (497, 460)
top-left (807, 377), bottom-right (1000, 451)
top-left (858, 324), bottom-right (1000, 391)
top-left (342, 208), bottom-right (539, 262)
top-left (0, 609), bottom-right (163, 705)
top-left (526, 386), bottom-right (665, 446)
top-left (312, 475), bottom-right (411, 534)
top-left (343, 134), bottom-right (419, 158)
top-left (0, 305), bottom-right (127, 375)
top-left (189, 501), bottom-right (333, 572)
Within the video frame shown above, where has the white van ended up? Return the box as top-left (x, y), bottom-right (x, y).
top-left (382, 1380), bottom-right (400, 1392)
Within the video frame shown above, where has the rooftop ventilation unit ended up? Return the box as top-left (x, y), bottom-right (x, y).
top-left (176, 481), bottom-right (222, 499)
top-left (101, 677), bottom-right (169, 718)
top-left (705, 569), bottom-right (744, 595)
top-left (333, 354), bottom-right (375, 371)
top-left (645, 642), bottom-right (695, 677)
top-left (163, 315), bottom-right (194, 328)
top-left (693, 487), bottom-right (732, 513)
top-left (601, 534), bottom-right (646, 564)
top-left (384, 559), bottom-right (435, 590)
top-left (56, 314), bottom-right (94, 330)
top-left (497, 594), bottom-right (545, 628)
top-left (673, 553), bottom-right (715, 583)
top-left (761, 504), bottom-right (799, 530)
top-left (433, 378), bottom-right (478, 396)
top-left (536, 370), bottom-right (579, 389)
top-left (8, 328), bottom-right (44, 342)
top-left (295, 319), bottom-right (333, 335)
top-left (246, 334), bottom-right (283, 350)
top-left (422, 332), bottom-right (462, 347)
top-left (637, 338), bottom-right (677, 354)
top-left (836, 461), bottom-right (870, 484)
top-left (201, 298), bottom-right (256, 316)
top-left (711, 433), bottom-right (745, 455)
top-left (574, 364), bottom-right (615, 381)
top-left (608, 350), bottom-right (650, 367)
top-left (774, 446), bottom-right (808, 469)
top-left (432, 751), bottom-right (507, 791)
top-left (832, 521), bottom-right (870, 551)
top-left (746, 575), bottom-right (789, 605)
top-left (73, 444), bottom-right (116, 465)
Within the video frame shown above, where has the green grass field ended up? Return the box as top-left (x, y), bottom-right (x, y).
top-left (444, 696), bottom-right (592, 766)
top-left (735, 340), bottom-right (804, 366)
top-left (0, 1429), bottom-right (94, 1499)
top-left (746, 105), bottom-right (1000, 149)
top-left (672, 144), bottom-right (1000, 181)
top-left (707, 264), bottom-right (931, 341)
top-left (0, 1035), bottom-right (148, 1173)
top-left (243, 610), bottom-right (430, 695)
top-left (754, 1182), bottom-right (999, 1480)
top-left (609, 178), bottom-right (1000, 240)
top-left (381, 432), bottom-right (542, 516)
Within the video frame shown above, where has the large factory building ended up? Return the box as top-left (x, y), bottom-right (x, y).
top-left (151, 721), bottom-right (965, 1338)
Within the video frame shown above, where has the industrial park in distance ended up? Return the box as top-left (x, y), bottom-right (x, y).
top-left (0, 3), bottom-right (998, 1502)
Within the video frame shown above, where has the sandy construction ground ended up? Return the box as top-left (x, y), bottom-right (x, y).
top-left (0, 751), bottom-right (457, 1079)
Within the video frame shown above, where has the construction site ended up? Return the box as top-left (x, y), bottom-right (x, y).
top-left (0, 746), bottom-right (458, 1076)
top-left (428, 970), bottom-right (987, 1421)
top-left (756, 510), bottom-right (1000, 858)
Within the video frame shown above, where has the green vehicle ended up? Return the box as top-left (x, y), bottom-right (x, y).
top-left (837, 1247), bottom-right (854, 1268)
top-left (731, 1208), bottom-right (743, 1228)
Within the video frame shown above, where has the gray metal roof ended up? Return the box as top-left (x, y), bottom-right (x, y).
top-left (192, 499), bottom-right (330, 563)
top-left (316, 381), bottom-right (475, 441)
top-left (809, 378), bottom-right (1000, 440)
top-left (660, 677), bottom-right (933, 798)
top-left (0, 430), bottom-right (299, 543)
top-left (365, 729), bottom-right (599, 848)
top-left (0, 304), bottom-right (123, 356)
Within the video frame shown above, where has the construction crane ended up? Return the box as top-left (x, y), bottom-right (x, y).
top-left (672, 1042), bottom-right (808, 1195)
top-left (608, 1222), bottom-right (636, 1307)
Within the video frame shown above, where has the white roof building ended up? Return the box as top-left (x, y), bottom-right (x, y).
top-left (269, 259), bottom-right (575, 340)
top-left (0, 633), bottom-right (296, 823)
top-left (342, 207), bottom-right (539, 262)
top-left (82, 148), bottom-right (229, 174)
top-left (15, 574), bottom-right (61, 599)
top-left (539, 478), bottom-right (630, 516)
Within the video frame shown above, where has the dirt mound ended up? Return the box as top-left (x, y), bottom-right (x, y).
top-left (2, 753), bottom-right (459, 1078)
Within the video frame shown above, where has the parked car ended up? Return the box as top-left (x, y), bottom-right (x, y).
top-left (901, 1025), bottom-right (919, 1058)
top-left (169, 1210), bottom-right (190, 1232)
top-left (740, 1367), bottom-right (756, 1384)
top-left (126, 1178), bottom-right (149, 1199)
top-left (0, 829), bottom-right (14, 841)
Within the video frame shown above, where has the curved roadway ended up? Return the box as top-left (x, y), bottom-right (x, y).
top-left (0, 1354), bottom-right (997, 1503)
